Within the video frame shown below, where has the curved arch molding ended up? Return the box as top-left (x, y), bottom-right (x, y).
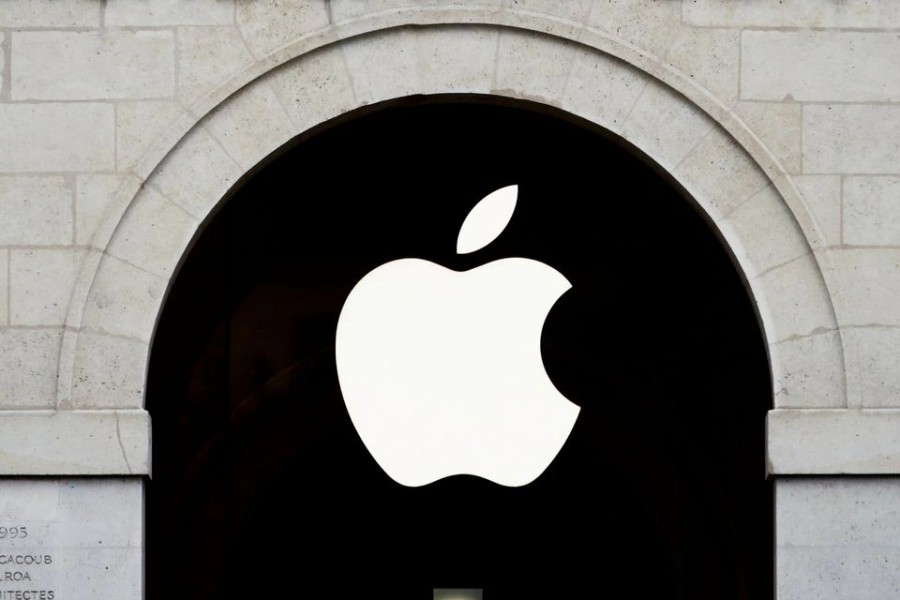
top-left (1, 13), bottom-right (893, 476)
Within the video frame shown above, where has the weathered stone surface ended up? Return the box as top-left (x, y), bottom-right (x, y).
top-left (116, 101), bottom-right (185, 172)
top-left (10, 249), bottom-right (87, 326)
top-left (329, 0), bottom-right (502, 22)
top-left (80, 255), bottom-right (166, 343)
top-left (771, 329), bottom-right (844, 408)
top-left (804, 105), bottom-right (900, 174)
top-left (71, 333), bottom-right (148, 410)
top-left (0, 250), bottom-right (7, 327)
top-left (666, 26), bottom-right (740, 106)
top-left (777, 478), bottom-right (900, 599)
top-left (266, 45), bottom-right (356, 133)
top-left (0, 415), bottom-right (149, 474)
top-left (720, 184), bottom-right (809, 277)
top-left (585, 0), bottom-right (682, 58)
top-left (685, 0), bottom-right (900, 29)
top-left (0, 176), bottom-right (73, 245)
top-left (12, 31), bottom-right (175, 101)
top-left (201, 82), bottom-right (295, 170)
top-left (177, 26), bottom-right (254, 106)
top-left (742, 31), bottom-right (900, 103)
top-left (504, 0), bottom-right (592, 22)
top-left (828, 249), bottom-right (900, 328)
top-left (755, 254), bottom-right (836, 342)
top-left (844, 176), bottom-right (900, 246)
top-left (106, 185), bottom-right (198, 278)
top-left (562, 48), bottom-right (647, 134)
top-left (620, 80), bottom-right (713, 173)
top-left (0, 0), bottom-right (99, 27)
top-left (494, 29), bottom-right (580, 105)
top-left (733, 101), bottom-right (802, 174)
top-left (0, 104), bottom-right (114, 172)
top-left (106, 0), bottom-right (233, 26)
top-left (415, 25), bottom-right (497, 95)
top-left (150, 126), bottom-right (242, 220)
top-left (673, 126), bottom-right (770, 219)
top-left (844, 327), bottom-right (900, 408)
top-left (768, 409), bottom-right (900, 474)
top-left (793, 175), bottom-right (841, 248)
top-left (76, 174), bottom-right (127, 247)
top-left (236, 0), bottom-right (330, 58)
top-left (0, 329), bottom-right (62, 409)
top-left (341, 29), bottom-right (419, 105)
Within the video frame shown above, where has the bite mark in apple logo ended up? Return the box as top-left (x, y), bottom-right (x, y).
top-left (335, 185), bottom-right (580, 487)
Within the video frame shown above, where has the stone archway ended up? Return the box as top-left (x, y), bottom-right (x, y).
top-left (62, 22), bottom-right (842, 430)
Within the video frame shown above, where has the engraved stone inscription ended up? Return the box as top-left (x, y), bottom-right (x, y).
top-left (0, 519), bottom-right (57, 598)
top-left (0, 480), bottom-right (142, 600)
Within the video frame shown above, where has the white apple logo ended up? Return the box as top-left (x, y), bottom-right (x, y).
top-left (335, 185), bottom-right (580, 487)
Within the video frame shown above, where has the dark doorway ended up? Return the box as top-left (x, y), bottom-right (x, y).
top-left (146, 96), bottom-right (772, 600)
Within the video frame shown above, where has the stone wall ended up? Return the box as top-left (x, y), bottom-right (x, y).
top-left (0, 1), bottom-right (899, 597)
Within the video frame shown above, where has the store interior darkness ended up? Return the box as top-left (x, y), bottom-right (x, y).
top-left (146, 96), bottom-right (773, 600)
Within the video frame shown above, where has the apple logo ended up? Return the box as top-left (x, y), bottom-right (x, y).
top-left (335, 185), bottom-right (580, 487)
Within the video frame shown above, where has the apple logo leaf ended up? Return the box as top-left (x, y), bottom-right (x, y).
top-left (456, 184), bottom-right (518, 255)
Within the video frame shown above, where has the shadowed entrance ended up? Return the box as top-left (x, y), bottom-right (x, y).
top-left (147, 96), bottom-right (772, 600)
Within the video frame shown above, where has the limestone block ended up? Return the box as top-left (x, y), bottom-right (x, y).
top-left (266, 45), bottom-right (356, 133)
top-left (0, 176), bottom-right (73, 245)
top-left (0, 329), bottom-right (62, 409)
top-left (685, 0), bottom-right (900, 29)
top-left (80, 255), bottom-right (166, 343)
top-left (585, 0), bottom-right (682, 59)
top-left (72, 333), bottom-right (148, 409)
top-left (754, 254), bottom-right (836, 342)
top-left (106, 186), bottom-right (198, 279)
top-left (494, 29), bottom-right (580, 106)
top-left (106, 0), bottom-right (233, 26)
top-left (733, 101), bottom-right (802, 174)
top-left (12, 31), bottom-right (175, 101)
top-left (0, 0), bottom-right (99, 27)
top-left (75, 174), bottom-right (127, 247)
top-left (672, 126), bottom-right (769, 219)
top-left (10, 249), bottom-right (87, 327)
top-left (0, 477), bottom-right (142, 592)
top-left (0, 413), bottom-right (149, 474)
top-left (562, 48), bottom-right (647, 134)
top-left (777, 479), bottom-right (900, 599)
top-left (778, 479), bottom-right (900, 545)
top-left (150, 126), bottom-right (242, 221)
top-left (0, 32), bottom-right (5, 95)
top-left (665, 26), bottom-right (740, 107)
top-left (201, 82), bottom-right (295, 170)
top-left (236, 0), bottom-right (330, 58)
top-left (844, 176), bottom-right (900, 246)
top-left (620, 80), bottom-right (714, 173)
top-left (0, 104), bottom-right (114, 172)
top-left (742, 31), bottom-right (900, 103)
top-left (767, 409), bottom-right (900, 474)
top-left (843, 327), bottom-right (900, 408)
top-left (770, 329), bottom-right (844, 408)
top-left (719, 185), bottom-right (809, 277)
top-left (828, 249), bottom-right (900, 328)
top-left (0, 250), bottom-right (7, 327)
top-left (329, 0), bottom-right (502, 22)
top-left (341, 29), bottom-right (419, 105)
top-left (414, 26), bottom-right (497, 95)
top-left (793, 175), bottom-right (841, 248)
top-left (504, 0), bottom-right (592, 22)
top-left (177, 26), bottom-right (254, 107)
top-left (115, 101), bottom-right (185, 173)
top-left (803, 104), bottom-right (900, 174)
